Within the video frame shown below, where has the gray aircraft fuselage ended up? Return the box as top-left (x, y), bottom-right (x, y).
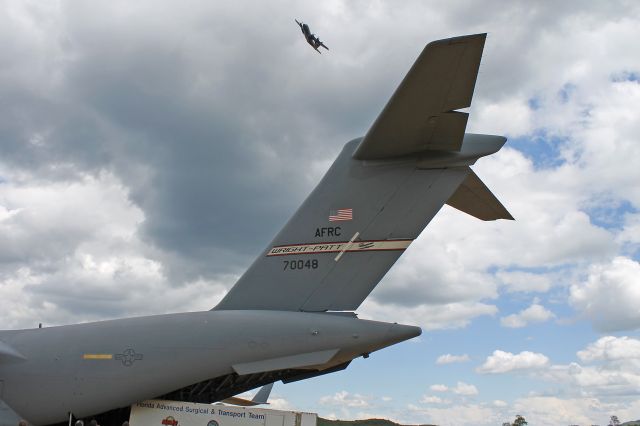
top-left (0, 311), bottom-right (419, 425)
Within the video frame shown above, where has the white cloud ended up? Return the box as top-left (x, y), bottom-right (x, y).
top-left (420, 395), bottom-right (450, 404)
top-left (572, 80), bottom-right (640, 206)
top-left (436, 353), bottom-right (471, 364)
top-left (615, 399), bottom-right (640, 425)
top-left (0, 170), bottom-right (231, 329)
top-left (426, 382), bottom-right (478, 396)
top-left (618, 212), bottom-right (640, 247)
top-left (500, 299), bottom-right (555, 328)
top-left (477, 350), bottom-right (550, 374)
top-left (474, 98), bottom-right (533, 137)
top-left (553, 362), bottom-right (640, 391)
top-left (570, 257), bottom-right (640, 332)
top-left (497, 271), bottom-right (554, 293)
top-left (407, 402), bottom-right (501, 426)
top-left (537, 336), bottom-right (640, 397)
top-left (452, 382), bottom-right (479, 396)
top-left (511, 396), bottom-right (618, 426)
top-left (577, 336), bottom-right (640, 362)
top-left (430, 384), bottom-right (449, 392)
top-left (0, 171), bottom-right (143, 263)
top-left (360, 298), bottom-right (497, 331)
top-left (264, 396), bottom-right (295, 411)
top-left (319, 391), bottom-right (370, 408)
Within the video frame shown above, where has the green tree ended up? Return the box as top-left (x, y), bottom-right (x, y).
top-left (513, 415), bottom-right (528, 426)
top-left (609, 415), bottom-right (620, 426)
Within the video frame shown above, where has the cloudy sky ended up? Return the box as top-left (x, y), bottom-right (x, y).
top-left (1, 1), bottom-right (640, 425)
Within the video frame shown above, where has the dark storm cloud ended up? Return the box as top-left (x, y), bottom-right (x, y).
top-left (1, 0), bottom-right (416, 284)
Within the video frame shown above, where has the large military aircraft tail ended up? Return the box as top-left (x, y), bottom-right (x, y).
top-left (214, 33), bottom-right (512, 313)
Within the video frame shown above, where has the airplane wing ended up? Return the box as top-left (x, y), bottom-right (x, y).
top-left (214, 33), bottom-right (510, 313)
top-left (353, 33), bottom-right (486, 159)
top-left (220, 383), bottom-right (274, 406)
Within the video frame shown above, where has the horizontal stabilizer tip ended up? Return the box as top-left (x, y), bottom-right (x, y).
top-left (446, 167), bottom-right (514, 221)
top-left (220, 383), bottom-right (273, 406)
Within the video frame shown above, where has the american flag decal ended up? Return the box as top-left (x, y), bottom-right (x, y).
top-left (329, 208), bottom-right (353, 222)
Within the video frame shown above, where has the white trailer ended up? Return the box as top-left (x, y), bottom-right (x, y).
top-left (129, 400), bottom-right (317, 426)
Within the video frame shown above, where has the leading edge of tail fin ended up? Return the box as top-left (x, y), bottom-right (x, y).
top-left (214, 34), bottom-right (511, 312)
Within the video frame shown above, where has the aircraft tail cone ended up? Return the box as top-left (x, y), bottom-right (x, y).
top-left (387, 322), bottom-right (422, 344)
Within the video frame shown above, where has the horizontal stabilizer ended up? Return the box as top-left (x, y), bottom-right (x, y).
top-left (354, 33), bottom-right (486, 160)
top-left (220, 396), bottom-right (261, 406)
top-left (251, 382), bottom-right (273, 404)
top-left (232, 349), bottom-right (339, 375)
top-left (446, 167), bottom-right (514, 221)
top-left (221, 383), bottom-right (273, 406)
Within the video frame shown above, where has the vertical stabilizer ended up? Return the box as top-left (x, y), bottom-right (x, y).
top-left (215, 34), bottom-right (511, 312)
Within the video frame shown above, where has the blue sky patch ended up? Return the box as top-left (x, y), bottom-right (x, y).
top-left (584, 198), bottom-right (637, 231)
top-left (611, 71), bottom-right (640, 83)
top-left (497, 264), bottom-right (573, 275)
top-left (509, 131), bottom-right (568, 169)
top-left (558, 83), bottom-right (577, 103)
top-left (527, 96), bottom-right (541, 110)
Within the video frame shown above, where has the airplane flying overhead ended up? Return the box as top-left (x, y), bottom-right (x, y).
top-left (295, 19), bottom-right (328, 53)
top-left (0, 33), bottom-right (511, 426)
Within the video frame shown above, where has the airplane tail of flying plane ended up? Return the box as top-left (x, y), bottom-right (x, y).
top-left (215, 33), bottom-right (512, 313)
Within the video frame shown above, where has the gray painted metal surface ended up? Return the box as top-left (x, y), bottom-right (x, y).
top-left (1, 392), bottom-right (22, 426)
top-left (354, 33), bottom-right (486, 159)
top-left (0, 33), bottom-right (512, 425)
top-left (0, 312), bottom-right (419, 425)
